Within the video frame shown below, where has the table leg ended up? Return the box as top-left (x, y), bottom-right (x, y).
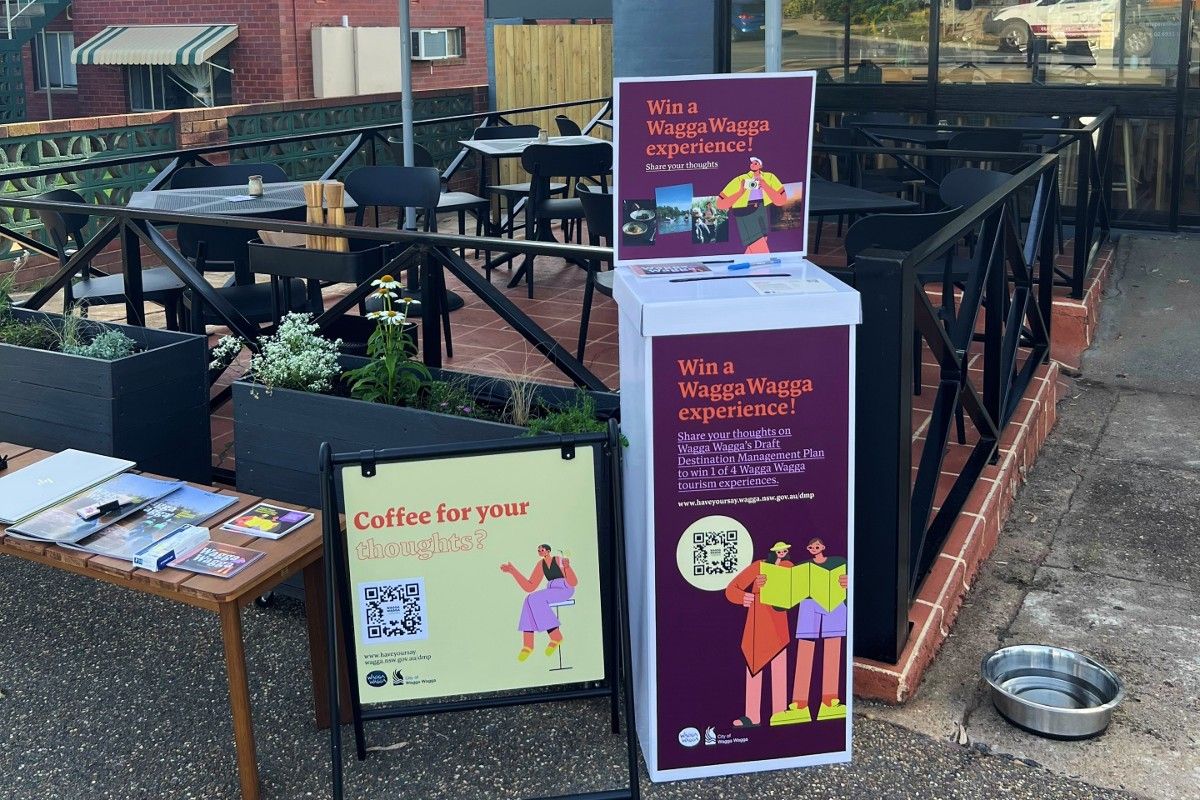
top-left (304, 559), bottom-right (353, 729)
top-left (219, 602), bottom-right (260, 800)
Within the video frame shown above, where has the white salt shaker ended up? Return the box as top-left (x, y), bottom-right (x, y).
top-left (247, 175), bottom-right (264, 197)
top-left (537, 129), bottom-right (549, 144)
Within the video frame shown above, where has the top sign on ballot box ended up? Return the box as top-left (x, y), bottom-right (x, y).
top-left (613, 72), bottom-right (863, 782)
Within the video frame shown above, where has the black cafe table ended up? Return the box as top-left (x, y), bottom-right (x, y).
top-left (128, 181), bottom-right (358, 217)
top-left (853, 126), bottom-right (955, 148)
top-left (809, 178), bottom-right (919, 216)
top-left (128, 181), bottom-right (359, 286)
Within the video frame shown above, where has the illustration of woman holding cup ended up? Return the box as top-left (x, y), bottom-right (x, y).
top-left (716, 156), bottom-right (787, 254)
top-left (501, 544), bottom-right (578, 662)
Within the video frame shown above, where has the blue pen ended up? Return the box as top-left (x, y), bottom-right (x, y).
top-left (727, 257), bottom-right (781, 271)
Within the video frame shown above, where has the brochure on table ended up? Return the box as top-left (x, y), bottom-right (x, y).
top-left (613, 70), bottom-right (861, 785)
top-left (613, 71), bottom-right (815, 267)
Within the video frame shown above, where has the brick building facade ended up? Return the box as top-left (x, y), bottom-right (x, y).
top-left (17, 0), bottom-right (486, 121)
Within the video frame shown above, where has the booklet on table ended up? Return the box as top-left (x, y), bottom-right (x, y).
top-left (220, 502), bottom-right (313, 540)
top-left (172, 541), bottom-right (265, 578)
top-left (7, 473), bottom-right (183, 544)
top-left (69, 485), bottom-right (237, 561)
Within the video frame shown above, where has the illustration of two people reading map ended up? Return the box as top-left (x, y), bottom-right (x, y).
top-left (724, 538), bottom-right (848, 729)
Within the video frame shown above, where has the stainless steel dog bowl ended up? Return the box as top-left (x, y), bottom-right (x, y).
top-left (981, 645), bottom-right (1124, 739)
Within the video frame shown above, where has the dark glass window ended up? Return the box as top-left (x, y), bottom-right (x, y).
top-left (32, 31), bottom-right (77, 90)
top-left (127, 50), bottom-right (233, 111)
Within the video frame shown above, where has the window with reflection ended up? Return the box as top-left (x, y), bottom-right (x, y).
top-left (729, 0), bottom-right (930, 81)
top-left (940, 0), bottom-right (1186, 86)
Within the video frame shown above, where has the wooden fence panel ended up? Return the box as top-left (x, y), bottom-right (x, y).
top-left (492, 24), bottom-right (612, 184)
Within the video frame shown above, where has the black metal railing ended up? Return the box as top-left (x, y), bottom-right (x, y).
top-left (826, 152), bottom-right (1060, 663)
top-left (819, 107), bottom-right (1113, 299)
top-left (2, 191), bottom-right (614, 392)
top-left (0, 96), bottom-right (614, 263)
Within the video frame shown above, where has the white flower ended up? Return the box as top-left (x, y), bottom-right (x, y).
top-left (371, 275), bottom-right (403, 290)
top-left (366, 311), bottom-right (384, 320)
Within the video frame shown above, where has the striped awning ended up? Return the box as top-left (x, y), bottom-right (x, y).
top-left (72, 25), bottom-right (238, 66)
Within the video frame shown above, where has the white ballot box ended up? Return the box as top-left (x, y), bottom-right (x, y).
top-left (615, 257), bottom-right (861, 781)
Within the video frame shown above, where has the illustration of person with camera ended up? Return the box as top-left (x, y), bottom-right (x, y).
top-left (716, 155), bottom-right (787, 254)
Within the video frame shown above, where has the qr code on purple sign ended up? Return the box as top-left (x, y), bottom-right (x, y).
top-left (692, 530), bottom-right (739, 576)
top-left (359, 578), bottom-right (428, 644)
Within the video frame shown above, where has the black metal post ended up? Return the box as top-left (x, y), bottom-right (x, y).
top-left (1071, 133), bottom-right (1091, 299)
top-left (120, 219), bottom-right (145, 326)
top-left (850, 250), bottom-right (914, 664)
top-left (419, 245), bottom-right (443, 370)
top-left (1170, 0), bottom-right (1193, 231)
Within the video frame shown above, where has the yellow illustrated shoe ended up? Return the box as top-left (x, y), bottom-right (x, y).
top-left (769, 706), bottom-right (813, 726)
top-left (545, 639), bottom-right (562, 657)
top-left (518, 647), bottom-right (533, 662)
top-left (816, 699), bottom-right (847, 720)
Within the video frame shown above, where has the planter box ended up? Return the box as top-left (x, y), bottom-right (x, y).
top-left (0, 309), bottom-right (212, 483)
top-left (233, 360), bottom-right (619, 507)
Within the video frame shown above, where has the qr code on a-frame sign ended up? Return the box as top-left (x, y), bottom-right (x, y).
top-left (692, 530), bottom-right (739, 576)
top-left (359, 578), bottom-right (428, 644)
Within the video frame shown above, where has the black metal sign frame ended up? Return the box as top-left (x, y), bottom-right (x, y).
top-left (319, 421), bottom-right (639, 800)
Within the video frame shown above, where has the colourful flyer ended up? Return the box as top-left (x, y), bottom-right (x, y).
top-left (338, 447), bottom-right (607, 704)
top-left (614, 72), bottom-right (816, 265)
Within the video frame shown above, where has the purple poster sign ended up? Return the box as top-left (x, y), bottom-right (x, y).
top-left (650, 325), bottom-right (851, 774)
top-left (614, 73), bottom-right (815, 265)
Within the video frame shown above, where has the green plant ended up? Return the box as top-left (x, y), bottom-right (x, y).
top-left (62, 328), bottom-right (139, 360)
top-left (0, 316), bottom-right (57, 350)
top-left (416, 377), bottom-right (497, 421)
top-left (343, 276), bottom-right (430, 405)
top-left (525, 390), bottom-right (616, 439)
top-left (248, 312), bottom-right (343, 395)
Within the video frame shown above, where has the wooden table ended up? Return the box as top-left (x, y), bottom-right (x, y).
top-left (0, 445), bottom-right (341, 800)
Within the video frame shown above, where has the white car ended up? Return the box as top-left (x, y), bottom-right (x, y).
top-left (983, 0), bottom-right (1156, 57)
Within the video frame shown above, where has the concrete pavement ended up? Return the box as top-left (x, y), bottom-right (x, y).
top-left (867, 234), bottom-right (1200, 799)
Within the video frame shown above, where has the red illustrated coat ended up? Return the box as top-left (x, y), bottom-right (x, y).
top-left (724, 558), bottom-right (792, 675)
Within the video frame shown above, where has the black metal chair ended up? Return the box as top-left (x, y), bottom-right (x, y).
top-left (574, 183), bottom-right (615, 361)
top-left (471, 124), bottom-right (567, 240)
top-left (946, 129), bottom-right (1025, 170)
top-left (386, 138), bottom-right (488, 254)
top-left (512, 142), bottom-right (613, 297)
top-left (815, 127), bottom-right (909, 252)
top-left (554, 115), bottom-right (583, 136)
top-left (1013, 116), bottom-right (1066, 253)
top-left (177, 222), bottom-right (313, 334)
top-left (343, 165), bottom-right (455, 356)
top-left (845, 209), bottom-right (964, 429)
top-left (169, 163), bottom-right (288, 189)
top-left (34, 189), bottom-right (185, 328)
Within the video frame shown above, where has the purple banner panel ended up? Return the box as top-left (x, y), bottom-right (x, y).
top-left (650, 325), bottom-right (851, 773)
top-left (615, 73), bottom-right (815, 265)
